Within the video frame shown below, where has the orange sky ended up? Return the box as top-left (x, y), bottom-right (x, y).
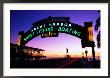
top-left (41, 51), bottom-right (100, 58)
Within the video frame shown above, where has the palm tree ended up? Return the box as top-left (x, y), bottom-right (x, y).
top-left (85, 50), bottom-right (88, 59)
top-left (95, 11), bottom-right (100, 48)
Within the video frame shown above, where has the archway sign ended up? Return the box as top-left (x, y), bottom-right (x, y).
top-left (18, 16), bottom-right (95, 61)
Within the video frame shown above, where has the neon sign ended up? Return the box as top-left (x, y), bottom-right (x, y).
top-left (23, 22), bottom-right (82, 42)
top-left (21, 17), bottom-right (86, 45)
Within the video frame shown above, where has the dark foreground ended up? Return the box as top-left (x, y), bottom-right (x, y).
top-left (10, 58), bottom-right (100, 68)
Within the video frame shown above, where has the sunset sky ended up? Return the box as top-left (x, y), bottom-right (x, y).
top-left (10, 10), bottom-right (100, 58)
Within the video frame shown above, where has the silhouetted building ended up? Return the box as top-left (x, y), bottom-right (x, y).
top-left (10, 43), bottom-right (46, 60)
